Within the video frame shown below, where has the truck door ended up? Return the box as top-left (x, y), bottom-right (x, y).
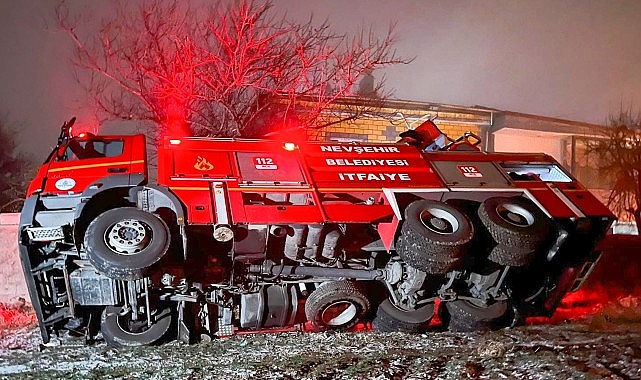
top-left (41, 135), bottom-right (145, 195)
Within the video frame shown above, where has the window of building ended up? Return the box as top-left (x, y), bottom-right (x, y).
top-left (564, 137), bottom-right (611, 190)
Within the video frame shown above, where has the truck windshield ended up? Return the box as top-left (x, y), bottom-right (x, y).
top-left (59, 138), bottom-right (124, 161)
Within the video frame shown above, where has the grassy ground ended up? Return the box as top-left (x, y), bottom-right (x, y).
top-left (1, 297), bottom-right (640, 379)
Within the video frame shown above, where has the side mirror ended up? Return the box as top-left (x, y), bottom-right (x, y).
top-left (58, 117), bottom-right (77, 144)
top-left (56, 145), bottom-right (67, 160)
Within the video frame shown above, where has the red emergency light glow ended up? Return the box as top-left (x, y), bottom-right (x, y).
top-left (0, 302), bottom-right (37, 329)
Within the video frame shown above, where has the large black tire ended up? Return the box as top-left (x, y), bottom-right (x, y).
top-left (371, 299), bottom-right (435, 333)
top-left (442, 299), bottom-right (509, 332)
top-left (85, 207), bottom-right (171, 280)
top-left (305, 281), bottom-right (370, 331)
top-left (396, 200), bottom-right (473, 274)
top-left (488, 244), bottom-right (535, 266)
top-left (478, 197), bottom-right (549, 251)
top-left (101, 305), bottom-right (172, 347)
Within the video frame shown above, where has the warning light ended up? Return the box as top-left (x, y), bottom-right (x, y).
top-left (76, 131), bottom-right (96, 140)
top-left (169, 139), bottom-right (182, 145)
top-left (283, 142), bottom-right (297, 151)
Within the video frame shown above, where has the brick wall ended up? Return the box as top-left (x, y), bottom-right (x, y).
top-left (0, 213), bottom-right (29, 303)
top-left (311, 106), bottom-right (487, 144)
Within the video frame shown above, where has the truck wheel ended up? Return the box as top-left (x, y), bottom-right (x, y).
top-left (101, 305), bottom-right (172, 347)
top-left (488, 244), bottom-right (535, 266)
top-left (371, 299), bottom-right (435, 333)
top-left (396, 200), bottom-right (473, 274)
top-left (85, 207), bottom-right (170, 280)
top-left (395, 239), bottom-right (463, 274)
top-left (442, 299), bottom-right (509, 332)
top-left (478, 197), bottom-right (548, 251)
top-left (305, 281), bottom-right (370, 331)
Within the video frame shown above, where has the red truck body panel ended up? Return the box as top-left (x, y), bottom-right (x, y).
top-left (156, 137), bottom-right (614, 228)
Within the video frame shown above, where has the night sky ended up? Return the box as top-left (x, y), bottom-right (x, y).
top-left (1, 0), bottom-right (640, 160)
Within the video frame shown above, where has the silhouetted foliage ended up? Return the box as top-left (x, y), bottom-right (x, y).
top-left (57, 0), bottom-right (409, 140)
top-left (0, 119), bottom-right (36, 212)
top-left (587, 110), bottom-right (641, 234)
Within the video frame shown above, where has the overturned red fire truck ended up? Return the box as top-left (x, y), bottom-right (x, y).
top-left (19, 118), bottom-right (614, 346)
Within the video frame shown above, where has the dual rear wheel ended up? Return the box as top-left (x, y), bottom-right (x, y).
top-left (479, 197), bottom-right (549, 266)
top-left (397, 196), bottom-right (550, 271)
top-left (396, 200), bottom-right (474, 274)
top-left (440, 299), bottom-right (511, 332)
top-left (371, 299), bottom-right (435, 333)
top-left (386, 196), bottom-right (550, 333)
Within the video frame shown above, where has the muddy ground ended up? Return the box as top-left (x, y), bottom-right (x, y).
top-left (1, 299), bottom-right (641, 380)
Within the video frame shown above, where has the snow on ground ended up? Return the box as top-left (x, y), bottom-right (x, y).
top-left (1, 297), bottom-right (641, 379)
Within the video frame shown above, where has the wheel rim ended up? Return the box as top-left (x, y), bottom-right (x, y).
top-left (495, 204), bottom-right (534, 227)
top-left (105, 219), bottom-right (152, 254)
top-left (419, 207), bottom-right (459, 234)
top-left (321, 301), bottom-right (358, 326)
top-left (116, 312), bottom-right (151, 335)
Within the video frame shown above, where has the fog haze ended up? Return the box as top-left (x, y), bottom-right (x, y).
top-left (1, 0), bottom-right (640, 160)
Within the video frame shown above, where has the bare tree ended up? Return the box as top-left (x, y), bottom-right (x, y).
top-left (587, 109), bottom-right (641, 234)
top-left (0, 118), bottom-right (36, 213)
top-left (56, 0), bottom-right (408, 140)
